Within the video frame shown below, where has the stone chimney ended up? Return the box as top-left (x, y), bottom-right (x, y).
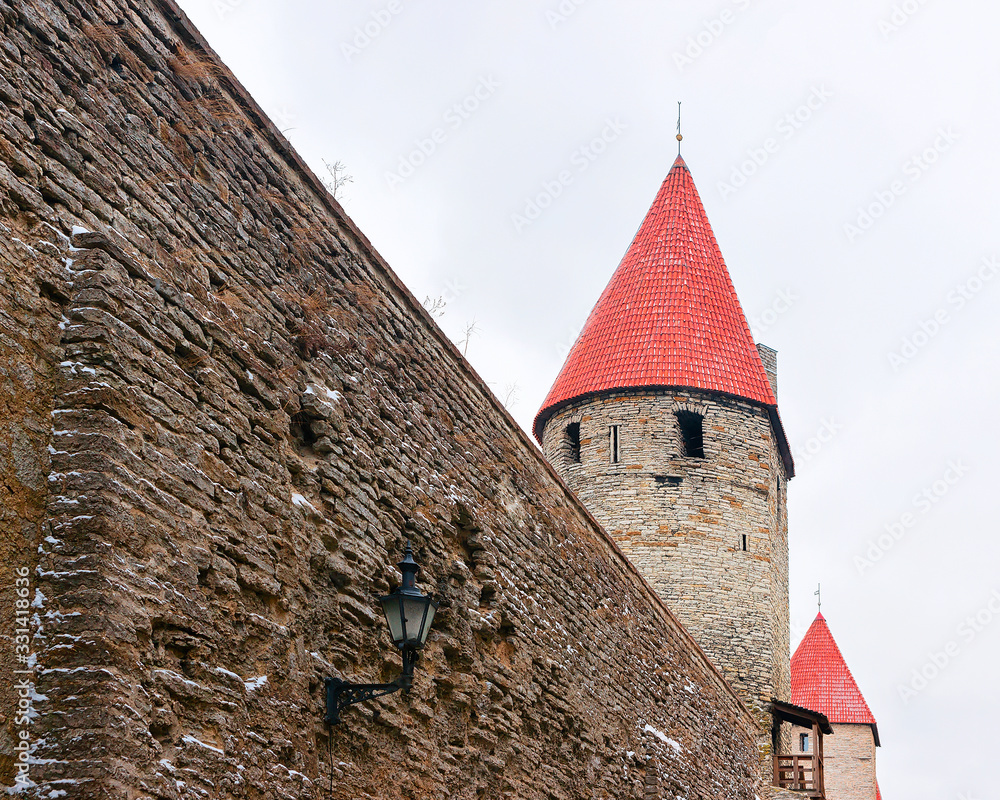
top-left (756, 343), bottom-right (778, 399)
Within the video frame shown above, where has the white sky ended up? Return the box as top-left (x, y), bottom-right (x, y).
top-left (176, 1), bottom-right (1000, 795)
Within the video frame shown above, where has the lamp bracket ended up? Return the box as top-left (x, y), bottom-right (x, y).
top-left (324, 677), bottom-right (403, 725)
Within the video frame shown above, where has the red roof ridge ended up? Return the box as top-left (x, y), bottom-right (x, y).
top-left (534, 157), bottom-right (785, 460)
top-left (791, 613), bottom-right (879, 735)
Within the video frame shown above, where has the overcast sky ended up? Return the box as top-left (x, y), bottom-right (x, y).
top-left (176, 1), bottom-right (1000, 795)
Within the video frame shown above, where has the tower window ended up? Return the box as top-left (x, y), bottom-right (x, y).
top-left (741, 534), bottom-right (748, 552)
top-left (800, 733), bottom-right (809, 752)
top-left (677, 411), bottom-right (705, 458)
top-left (565, 422), bottom-right (581, 463)
top-left (609, 425), bottom-right (620, 463)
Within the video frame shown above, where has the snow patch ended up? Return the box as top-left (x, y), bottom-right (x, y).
top-left (153, 669), bottom-right (203, 690)
top-left (59, 361), bottom-right (97, 377)
top-left (181, 734), bottom-right (224, 755)
top-left (304, 384), bottom-right (343, 406)
top-left (642, 724), bottom-right (682, 754)
top-left (244, 675), bottom-right (268, 692)
top-left (214, 667), bottom-right (242, 681)
top-left (291, 493), bottom-right (317, 513)
top-left (38, 221), bottom-right (70, 243)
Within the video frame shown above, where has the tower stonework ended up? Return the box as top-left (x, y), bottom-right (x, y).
top-left (541, 389), bottom-right (789, 712)
top-left (535, 156), bottom-right (794, 721)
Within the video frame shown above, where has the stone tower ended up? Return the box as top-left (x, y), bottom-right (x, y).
top-left (534, 155), bottom-right (795, 715)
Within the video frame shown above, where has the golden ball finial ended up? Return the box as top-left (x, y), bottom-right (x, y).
top-left (676, 134), bottom-right (683, 142)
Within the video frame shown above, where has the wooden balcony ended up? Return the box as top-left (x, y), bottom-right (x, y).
top-left (768, 699), bottom-right (832, 800)
top-left (773, 753), bottom-right (824, 797)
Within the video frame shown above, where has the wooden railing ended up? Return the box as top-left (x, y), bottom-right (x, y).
top-left (773, 754), bottom-right (824, 797)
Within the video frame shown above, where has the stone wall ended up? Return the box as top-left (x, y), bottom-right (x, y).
top-left (0, 0), bottom-right (766, 797)
top-left (0, 225), bottom-right (62, 784)
top-left (540, 389), bottom-right (791, 728)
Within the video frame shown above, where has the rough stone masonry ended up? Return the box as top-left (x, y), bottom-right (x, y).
top-left (0, 0), bottom-right (766, 797)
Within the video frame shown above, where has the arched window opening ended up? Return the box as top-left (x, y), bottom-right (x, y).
top-left (677, 411), bottom-right (705, 458)
top-left (565, 422), bottom-right (581, 463)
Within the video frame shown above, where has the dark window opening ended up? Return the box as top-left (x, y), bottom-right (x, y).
top-left (609, 425), bottom-right (620, 463)
top-left (677, 411), bottom-right (705, 458)
top-left (800, 733), bottom-right (809, 752)
top-left (565, 422), bottom-right (581, 463)
top-left (290, 412), bottom-right (318, 450)
top-left (741, 534), bottom-right (748, 552)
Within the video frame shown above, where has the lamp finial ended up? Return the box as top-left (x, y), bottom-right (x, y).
top-left (399, 540), bottom-right (419, 588)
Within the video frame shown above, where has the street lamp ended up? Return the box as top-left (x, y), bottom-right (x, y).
top-left (324, 542), bottom-right (438, 725)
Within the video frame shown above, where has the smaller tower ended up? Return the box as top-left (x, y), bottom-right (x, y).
top-left (791, 613), bottom-right (882, 800)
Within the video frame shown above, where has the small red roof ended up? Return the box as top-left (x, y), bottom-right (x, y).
top-left (792, 613), bottom-right (879, 732)
top-left (534, 155), bottom-right (776, 440)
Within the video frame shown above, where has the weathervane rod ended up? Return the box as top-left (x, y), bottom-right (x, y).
top-left (815, 583), bottom-right (822, 612)
top-left (676, 101), bottom-right (683, 155)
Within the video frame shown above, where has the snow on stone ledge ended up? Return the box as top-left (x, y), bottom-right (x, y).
top-left (181, 734), bottom-right (224, 755)
top-left (291, 493), bottom-right (317, 513)
top-left (642, 723), bottom-right (683, 754)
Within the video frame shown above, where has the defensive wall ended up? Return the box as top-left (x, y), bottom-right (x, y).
top-left (0, 1), bottom-right (764, 797)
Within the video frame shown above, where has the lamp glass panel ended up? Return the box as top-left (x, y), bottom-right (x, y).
top-left (380, 594), bottom-right (405, 645)
top-left (402, 596), bottom-right (430, 645)
top-left (418, 602), bottom-right (437, 645)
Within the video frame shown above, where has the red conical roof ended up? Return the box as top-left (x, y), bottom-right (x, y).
top-left (534, 156), bottom-right (777, 440)
top-left (792, 613), bottom-right (879, 736)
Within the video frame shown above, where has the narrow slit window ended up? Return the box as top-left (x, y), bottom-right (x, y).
top-left (609, 425), bottom-right (620, 464)
top-left (565, 422), bottom-right (581, 463)
top-left (741, 534), bottom-right (748, 552)
top-left (677, 411), bottom-right (705, 458)
top-left (800, 733), bottom-right (809, 752)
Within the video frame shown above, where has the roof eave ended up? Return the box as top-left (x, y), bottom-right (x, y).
top-left (768, 699), bottom-right (834, 735)
top-left (767, 405), bottom-right (795, 479)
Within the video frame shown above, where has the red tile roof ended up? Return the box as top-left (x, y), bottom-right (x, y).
top-left (791, 613), bottom-right (879, 730)
top-left (533, 155), bottom-right (777, 440)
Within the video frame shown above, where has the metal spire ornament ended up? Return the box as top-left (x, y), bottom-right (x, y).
top-left (676, 101), bottom-right (683, 155)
